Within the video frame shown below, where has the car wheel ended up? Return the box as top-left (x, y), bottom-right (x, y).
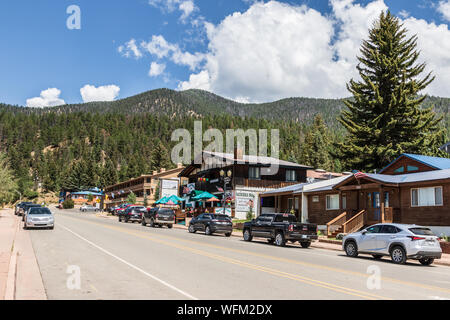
top-left (23, 225), bottom-right (27, 230)
top-left (225, 232), bottom-right (231, 237)
top-left (188, 224), bottom-right (196, 233)
top-left (344, 241), bottom-right (358, 257)
top-left (300, 241), bottom-right (311, 248)
top-left (141, 217), bottom-right (147, 226)
top-left (149, 218), bottom-right (155, 228)
top-left (419, 258), bottom-right (434, 266)
top-left (167, 224), bottom-right (173, 229)
top-left (372, 255), bottom-right (383, 260)
top-left (390, 246), bottom-right (407, 264)
top-left (267, 238), bottom-right (275, 244)
top-left (243, 229), bottom-right (253, 241)
top-left (49, 227), bottom-right (54, 230)
top-left (205, 226), bottom-right (212, 235)
top-left (118, 216), bottom-right (122, 222)
top-left (275, 232), bottom-right (286, 247)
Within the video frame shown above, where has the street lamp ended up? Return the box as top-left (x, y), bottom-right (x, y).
top-left (220, 169), bottom-right (232, 215)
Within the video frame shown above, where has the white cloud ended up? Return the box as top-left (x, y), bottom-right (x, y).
top-left (178, 0), bottom-right (450, 101)
top-left (438, 1), bottom-right (450, 21)
top-left (80, 85), bottom-right (120, 103)
top-left (26, 88), bottom-right (66, 108)
top-left (118, 39), bottom-right (143, 59)
top-left (179, 0), bottom-right (196, 21)
top-left (141, 35), bottom-right (205, 70)
top-left (149, 0), bottom-right (197, 22)
top-left (149, 62), bottom-right (166, 77)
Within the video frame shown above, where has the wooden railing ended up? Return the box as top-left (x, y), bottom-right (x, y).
top-left (234, 177), bottom-right (298, 189)
top-left (383, 207), bottom-right (393, 223)
top-left (326, 212), bottom-right (347, 236)
top-left (343, 210), bottom-right (366, 234)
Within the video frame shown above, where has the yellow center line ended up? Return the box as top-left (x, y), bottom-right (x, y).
top-left (59, 214), bottom-right (391, 300)
top-left (61, 214), bottom-right (450, 296)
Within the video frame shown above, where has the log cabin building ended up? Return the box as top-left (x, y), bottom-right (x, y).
top-left (178, 149), bottom-right (312, 219)
top-left (259, 154), bottom-right (450, 237)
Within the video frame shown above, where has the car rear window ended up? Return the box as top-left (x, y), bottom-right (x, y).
top-left (409, 228), bottom-right (435, 236)
top-left (29, 208), bottom-right (52, 215)
top-left (274, 214), bottom-right (297, 223)
top-left (212, 214), bottom-right (231, 220)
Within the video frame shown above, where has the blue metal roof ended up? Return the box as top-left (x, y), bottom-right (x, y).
top-left (71, 191), bottom-right (104, 196)
top-left (380, 153), bottom-right (450, 173)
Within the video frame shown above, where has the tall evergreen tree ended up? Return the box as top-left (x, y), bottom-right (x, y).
top-left (299, 115), bottom-right (333, 171)
top-left (339, 11), bottom-right (445, 171)
top-left (0, 152), bottom-right (17, 204)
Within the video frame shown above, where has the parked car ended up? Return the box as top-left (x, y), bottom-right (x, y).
top-left (242, 213), bottom-right (318, 247)
top-left (24, 207), bottom-right (54, 230)
top-left (21, 204), bottom-right (42, 220)
top-left (342, 223), bottom-right (442, 265)
top-left (80, 204), bottom-right (99, 212)
top-left (15, 202), bottom-right (33, 215)
top-left (188, 213), bottom-right (233, 237)
top-left (115, 204), bottom-right (132, 216)
top-left (143, 207), bottom-right (175, 228)
top-left (118, 205), bottom-right (146, 223)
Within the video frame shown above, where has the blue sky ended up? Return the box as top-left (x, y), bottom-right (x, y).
top-left (0, 0), bottom-right (448, 106)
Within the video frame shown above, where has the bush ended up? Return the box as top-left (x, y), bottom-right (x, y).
top-left (127, 192), bottom-right (137, 205)
top-left (246, 210), bottom-right (254, 221)
top-left (63, 198), bottom-right (75, 209)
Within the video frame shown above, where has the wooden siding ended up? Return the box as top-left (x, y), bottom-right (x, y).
top-left (398, 183), bottom-right (450, 226)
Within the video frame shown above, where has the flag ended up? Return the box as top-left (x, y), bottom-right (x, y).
top-left (111, 192), bottom-right (115, 199)
top-left (216, 186), bottom-right (224, 193)
top-left (354, 171), bottom-right (368, 179)
top-left (183, 186), bottom-right (190, 194)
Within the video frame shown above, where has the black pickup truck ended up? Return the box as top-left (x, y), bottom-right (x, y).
top-left (243, 213), bottom-right (318, 247)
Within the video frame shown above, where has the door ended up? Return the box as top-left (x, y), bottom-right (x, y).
top-left (252, 215), bottom-right (271, 237)
top-left (376, 225), bottom-right (400, 254)
top-left (194, 214), bottom-right (204, 231)
top-left (373, 192), bottom-right (381, 221)
top-left (358, 225), bottom-right (382, 252)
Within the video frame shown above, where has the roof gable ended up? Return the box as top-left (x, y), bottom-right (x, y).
top-left (379, 154), bottom-right (450, 174)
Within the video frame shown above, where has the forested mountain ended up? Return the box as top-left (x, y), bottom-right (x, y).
top-left (0, 88), bottom-right (449, 200)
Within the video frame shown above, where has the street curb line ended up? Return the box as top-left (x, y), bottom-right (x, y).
top-left (4, 251), bottom-right (17, 300)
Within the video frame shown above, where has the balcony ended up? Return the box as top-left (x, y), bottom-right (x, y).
top-left (234, 177), bottom-right (299, 189)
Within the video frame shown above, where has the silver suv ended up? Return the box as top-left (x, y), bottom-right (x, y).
top-left (343, 223), bottom-right (442, 265)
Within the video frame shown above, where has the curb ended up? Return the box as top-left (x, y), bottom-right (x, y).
top-left (4, 251), bottom-right (17, 300)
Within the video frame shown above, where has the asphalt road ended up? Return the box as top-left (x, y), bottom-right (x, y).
top-left (28, 209), bottom-right (450, 300)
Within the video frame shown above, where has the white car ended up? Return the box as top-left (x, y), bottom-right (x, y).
top-left (80, 205), bottom-right (99, 212)
top-left (24, 207), bottom-right (55, 230)
top-left (343, 223), bottom-right (442, 265)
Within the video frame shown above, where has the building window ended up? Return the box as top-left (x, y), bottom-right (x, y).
top-left (394, 166), bottom-right (404, 173)
top-left (249, 167), bottom-right (261, 180)
top-left (326, 194), bottom-right (340, 210)
top-left (286, 170), bottom-right (296, 182)
top-left (288, 198), bottom-right (294, 211)
top-left (407, 165), bottom-right (419, 172)
top-left (342, 195), bottom-right (347, 209)
top-left (312, 196), bottom-right (319, 203)
top-left (411, 187), bottom-right (443, 207)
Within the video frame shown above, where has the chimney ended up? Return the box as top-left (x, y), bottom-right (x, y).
top-left (160, 168), bottom-right (166, 173)
top-left (234, 147), bottom-right (243, 160)
top-left (153, 170), bottom-right (158, 175)
top-left (177, 163), bottom-right (183, 169)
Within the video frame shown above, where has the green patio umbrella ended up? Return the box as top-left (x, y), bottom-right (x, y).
top-left (155, 196), bottom-right (169, 204)
top-left (192, 191), bottom-right (217, 201)
top-left (168, 195), bottom-right (185, 202)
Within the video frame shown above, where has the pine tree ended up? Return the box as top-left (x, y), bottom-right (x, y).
top-left (150, 140), bottom-right (171, 170)
top-left (299, 115), bottom-right (332, 170)
top-left (339, 11), bottom-right (445, 171)
top-left (0, 152), bottom-right (17, 205)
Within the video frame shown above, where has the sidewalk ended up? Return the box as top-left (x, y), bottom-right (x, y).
top-left (0, 209), bottom-right (47, 300)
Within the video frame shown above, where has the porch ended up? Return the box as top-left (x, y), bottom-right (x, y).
top-left (325, 180), bottom-right (400, 237)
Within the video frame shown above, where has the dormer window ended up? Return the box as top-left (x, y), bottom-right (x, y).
top-left (394, 166), bottom-right (404, 173)
top-left (407, 165), bottom-right (419, 172)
